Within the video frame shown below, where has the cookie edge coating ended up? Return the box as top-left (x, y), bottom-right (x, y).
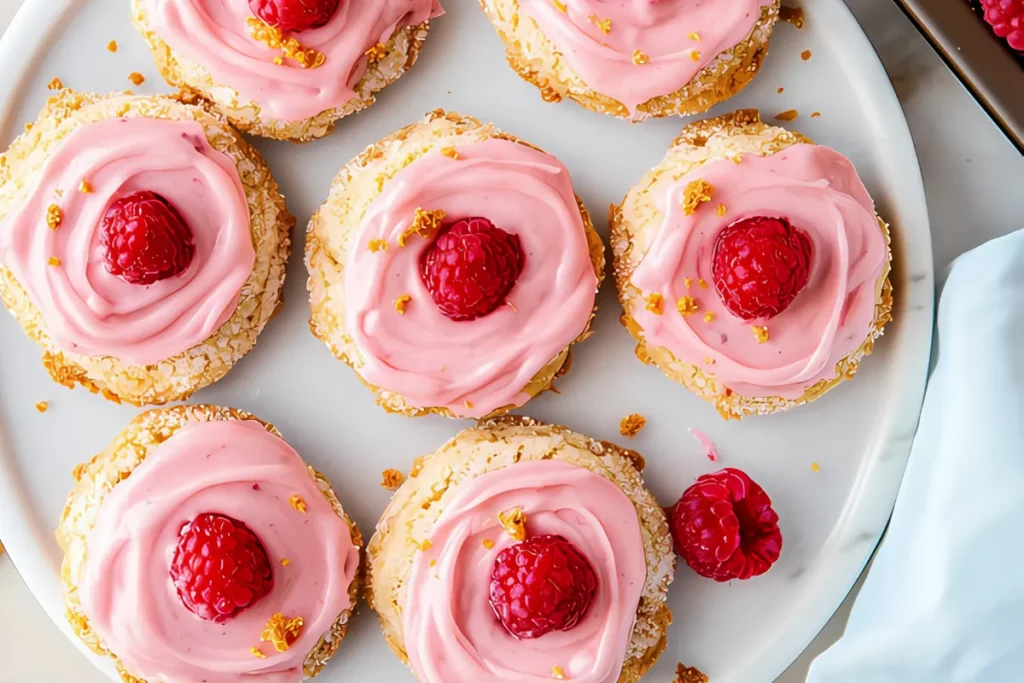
top-left (366, 414), bottom-right (674, 683)
top-left (0, 90), bottom-right (293, 407)
top-left (55, 404), bottom-right (364, 683)
top-left (610, 109), bottom-right (894, 419)
top-left (478, 0), bottom-right (780, 121)
top-left (305, 109), bottom-right (606, 419)
top-left (131, 0), bottom-right (434, 142)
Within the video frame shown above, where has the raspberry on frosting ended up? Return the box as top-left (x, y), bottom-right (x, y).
top-left (669, 468), bottom-right (782, 582)
top-left (489, 534), bottom-right (598, 639)
top-left (248, 0), bottom-right (340, 33)
top-left (100, 190), bottom-right (196, 286)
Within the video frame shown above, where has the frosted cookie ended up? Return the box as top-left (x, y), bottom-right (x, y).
top-left (611, 110), bottom-right (893, 418)
top-left (57, 405), bottom-right (363, 683)
top-left (306, 110), bottom-right (605, 419)
top-left (0, 92), bottom-right (292, 406)
top-left (479, 0), bottom-right (779, 121)
top-left (368, 416), bottom-right (674, 683)
top-left (132, 0), bottom-right (444, 141)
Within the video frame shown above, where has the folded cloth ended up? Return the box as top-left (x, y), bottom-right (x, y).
top-left (806, 230), bottom-right (1024, 683)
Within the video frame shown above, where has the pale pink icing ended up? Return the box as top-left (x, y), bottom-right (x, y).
top-left (689, 427), bottom-right (718, 462)
top-left (77, 419), bottom-right (360, 683)
top-left (143, 0), bottom-right (444, 122)
top-left (630, 144), bottom-right (887, 399)
top-left (518, 0), bottom-right (772, 113)
top-left (402, 460), bottom-right (647, 683)
top-left (343, 139), bottom-right (599, 418)
top-left (0, 117), bottom-right (254, 366)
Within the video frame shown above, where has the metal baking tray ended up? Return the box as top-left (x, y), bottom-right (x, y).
top-left (894, 0), bottom-right (1023, 153)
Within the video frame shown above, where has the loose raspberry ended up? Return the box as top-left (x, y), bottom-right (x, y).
top-left (248, 0), bottom-right (340, 33)
top-left (489, 534), bottom-right (598, 639)
top-left (170, 513), bottom-right (274, 623)
top-left (975, 0), bottom-right (1024, 52)
top-left (100, 191), bottom-right (195, 286)
top-left (669, 468), bottom-right (783, 582)
top-left (711, 216), bottom-right (813, 321)
top-left (420, 217), bottom-right (525, 322)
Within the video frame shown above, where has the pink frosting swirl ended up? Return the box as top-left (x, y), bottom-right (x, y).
top-left (403, 460), bottom-right (647, 683)
top-left (518, 0), bottom-right (773, 112)
top-left (77, 419), bottom-right (361, 683)
top-left (629, 143), bottom-right (888, 398)
top-left (0, 117), bottom-right (254, 366)
top-left (142, 0), bottom-right (444, 122)
top-left (343, 138), bottom-right (599, 418)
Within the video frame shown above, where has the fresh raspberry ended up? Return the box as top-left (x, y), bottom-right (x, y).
top-left (248, 0), bottom-right (340, 33)
top-left (669, 468), bottom-right (783, 582)
top-left (420, 217), bottom-right (525, 322)
top-left (488, 535), bottom-right (598, 639)
top-left (711, 216), bottom-right (813, 321)
top-left (100, 191), bottom-right (195, 286)
top-left (975, 0), bottom-right (1024, 52)
top-left (170, 513), bottom-right (274, 623)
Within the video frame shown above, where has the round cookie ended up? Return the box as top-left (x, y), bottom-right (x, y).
top-left (0, 91), bottom-right (292, 406)
top-left (306, 109), bottom-right (605, 419)
top-left (611, 109), bottom-right (893, 418)
top-left (479, 0), bottom-right (779, 121)
top-left (57, 405), bottom-right (363, 683)
top-left (131, 0), bottom-right (444, 142)
top-left (368, 415), bottom-right (674, 683)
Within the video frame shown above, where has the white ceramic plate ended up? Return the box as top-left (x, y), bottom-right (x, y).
top-left (0, 1), bottom-right (934, 681)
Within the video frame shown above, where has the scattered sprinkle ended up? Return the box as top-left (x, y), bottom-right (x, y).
top-left (644, 292), bottom-right (664, 315)
top-left (394, 294), bottom-right (412, 315)
top-left (47, 77), bottom-right (63, 90)
top-left (682, 178), bottom-right (714, 216)
top-left (811, 462), bottom-right (821, 473)
top-left (381, 468), bottom-right (405, 490)
top-left (128, 72), bottom-right (145, 86)
top-left (482, 538), bottom-right (496, 549)
top-left (280, 558), bottom-right (291, 566)
top-left (48, 257), bottom-right (62, 267)
top-left (273, 56), bottom-right (284, 65)
top-left (632, 50), bottom-right (649, 65)
top-left (777, 87), bottom-right (785, 94)
top-left (552, 0), bottom-right (567, 12)
top-left (365, 42), bottom-right (388, 61)
top-left (698, 279), bottom-right (708, 290)
top-left (498, 507), bottom-right (527, 541)
top-left (801, 49), bottom-right (812, 61)
top-left (46, 204), bottom-right (63, 230)
top-left (24, 123), bottom-right (32, 132)
top-left (552, 666), bottom-right (567, 680)
top-left (591, 16), bottom-right (612, 34)
top-left (716, 204), bottom-right (727, 217)
top-left (399, 208), bottom-right (446, 247)
top-left (247, 17), bottom-right (326, 69)
top-left (752, 326), bottom-right (770, 344)
top-left (690, 50), bottom-right (702, 62)
top-left (688, 32), bottom-right (701, 41)
top-left (675, 662), bottom-right (709, 683)
top-left (368, 238), bottom-right (388, 252)
top-left (704, 312), bottom-right (715, 323)
top-left (250, 646), bottom-right (267, 659)
top-left (774, 109), bottom-right (799, 121)
top-left (420, 538), bottom-right (433, 551)
top-left (79, 180), bottom-right (93, 194)
top-left (464, 400), bottom-right (474, 409)
top-left (619, 413), bottom-right (647, 438)
top-left (676, 296), bottom-right (699, 316)
top-left (704, 356), bottom-right (715, 365)
top-left (811, 111), bottom-right (821, 118)
top-left (288, 494), bottom-right (307, 513)
top-left (261, 613), bottom-right (304, 653)
top-left (35, 401), bottom-right (48, 413)
top-left (429, 558), bottom-right (437, 567)
top-left (683, 277), bottom-right (693, 289)
top-left (780, 6), bottom-right (806, 29)
top-left (440, 146), bottom-right (459, 159)
top-left (689, 428), bottom-right (719, 462)
top-left (106, 40), bottom-right (118, 52)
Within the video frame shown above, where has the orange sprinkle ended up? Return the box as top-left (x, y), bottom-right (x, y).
top-left (48, 257), bottom-right (62, 267)
top-left (811, 462), bottom-right (821, 473)
top-left (46, 204), bottom-right (63, 230)
top-left (704, 312), bottom-right (715, 323)
top-left (632, 50), bottom-right (649, 65)
top-left (619, 413), bottom-right (647, 438)
top-left (552, 0), bottom-right (567, 12)
top-left (644, 292), bottom-right (665, 315)
top-left (364, 42), bottom-right (388, 61)
top-left (440, 146), bottom-right (459, 159)
top-left (46, 77), bottom-right (63, 90)
top-left (752, 326), bottom-right (770, 344)
top-left (288, 494), bottom-right (307, 513)
top-left (482, 538), bottom-right (496, 549)
top-left (260, 613), bottom-right (304, 653)
top-left (690, 50), bottom-right (701, 62)
top-left (684, 277), bottom-right (693, 289)
top-left (381, 468), bottom-right (405, 490)
top-left (399, 208), bottom-right (445, 247)
top-left (394, 294), bottom-right (411, 315)
top-left (429, 559), bottom-right (437, 567)
top-left (106, 40), bottom-right (118, 52)
top-left (811, 111), bottom-right (821, 118)
top-left (128, 72), bottom-right (145, 86)
top-left (79, 180), bottom-right (93, 194)
top-left (250, 646), bottom-right (266, 659)
top-left (420, 539), bottom-right (433, 551)
top-left (801, 49), bottom-right (812, 61)
top-left (688, 32), bottom-right (701, 41)
top-left (552, 666), bottom-right (567, 680)
top-left (592, 16), bottom-right (612, 34)
top-left (716, 204), bottom-right (727, 217)
top-left (698, 279), bottom-right (708, 289)
top-left (498, 507), bottom-right (527, 541)
top-left (682, 179), bottom-right (714, 216)
top-left (774, 109), bottom-right (799, 121)
top-left (35, 401), bottom-right (48, 413)
top-left (280, 558), bottom-right (291, 566)
top-left (367, 238), bottom-right (388, 252)
top-left (676, 296), bottom-right (699, 316)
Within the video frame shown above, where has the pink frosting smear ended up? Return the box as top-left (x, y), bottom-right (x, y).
top-left (630, 144), bottom-right (888, 399)
top-left (343, 138), bottom-right (599, 418)
top-left (518, 0), bottom-right (773, 113)
top-left (402, 459), bottom-right (648, 683)
top-left (143, 0), bottom-right (444, 122)
top-left (77, 419), bottom-right (361, 683)
top-left (0, 117), bottom-right (254, 366)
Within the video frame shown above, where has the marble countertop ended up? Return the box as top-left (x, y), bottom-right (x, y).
top-left (0, 0), bottom-right (1022, 681)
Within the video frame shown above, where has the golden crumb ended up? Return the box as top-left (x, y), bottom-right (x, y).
top-left (689, 32), bottom-right (701, 41)
top-left (717, 204), bottom-right (727, 217)
top-left (498, 507), bottom-right (527, 541)
top-left (690, 51), bottom-right (702, 62)
top-left (440, 146), bottom-right (459, 159)
top-left (288, 494), bottom-right (307, 513)
top-left (429, 558), bottom-right (437, 567)
top-left (811, 111), bottom-right (821, 118)
top-left (273, 56), bottom-right (284, 66)
top-left (632, 50), bottom-right (649, 65)
top-left (394, 294), bottom-right (412, 315)
top-left (675, 663), bottom-right (709, 683)
top-left (704, 312), bottom-right (715, 323)
top-left (280, 558), bottom-right (291, 566)
top-left (128, 72), bottom-right (145, 86)
top-left (47, 77), bottom-right (63, 90)
top-left (381, 468), bottom-right (405, 490)
top-left (106, 40), bottom-right (118, 52)
top-left (682, 178), bottom-right (715, 216)
top-left (774, 109), bottom-right (799, 121)
top-left (364, 42), bottom-right (388, 61)
top-left (780, 6), bottom-right (806, 28)
top-left (591, 16), bottom-right (612, 34)
top-left (464, 400), bottom-right (474, 409)
top-left (752, 326), bottom-right (770, 344)
top-left (420, 538), bottom-right (433, 551)
top-left (801, 49), bottom-right (812, 61)
top-left (684, 277), bottom-right (693, 289)
top-left (619, 413), bottom-right (647, 438)
top-left (24, 122), bottom-right (32, 132)
top-left (698, 279), bottom-right (708, 289)
top-left (811, 462), bottom-right (821, 473)
top-left (777, 86), bottom-right (785, 93)
top-left (260, 613), bottom-right (304, 653)
top-left (79, 180), bottom-right (93, 194)
top-left (552, 666), bottom-right (567, 680)
top-left (35, 401), bottom-right (48, 413)
top-left (48, 257), bottom-right (62, 267)
top-left (676, 296), bottom-right (699, 316)
top-left (247, 17), bottom-right (326, 69)
top-left (374, 175), bottom-right (386, 192)
top-left (482, 538), bottom-right (496, 549)
top-left (644, 292), bottom-right (665, 315)
top-left (367, 238), bottom-right (388, 252)
top-left (552, 0), bottom-right (567, 12)
top-left (399, 208), bottom-right (446, 247)
top-left (250, 646), bottom-right (266, 659)
top-left (46, 204), bottom-right (63, 230)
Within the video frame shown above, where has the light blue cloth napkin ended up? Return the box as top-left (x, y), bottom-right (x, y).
top-left (806, 230), bottom-right (1024, 683)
